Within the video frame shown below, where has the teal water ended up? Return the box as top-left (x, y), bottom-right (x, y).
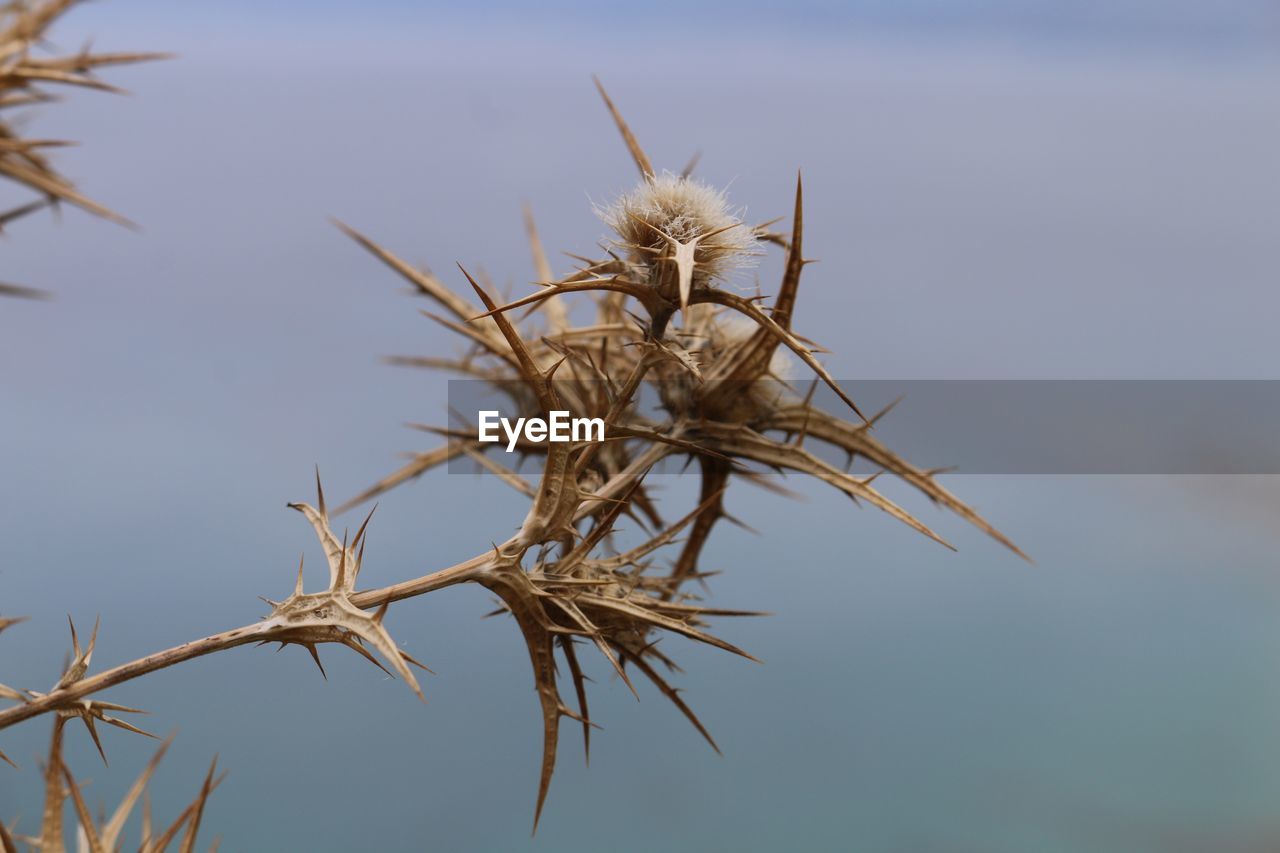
top-left (2, 6), bottom-right (1279, 850)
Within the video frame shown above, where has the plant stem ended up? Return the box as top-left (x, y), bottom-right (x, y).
top-left (0, 556), bottom-right (488, 731)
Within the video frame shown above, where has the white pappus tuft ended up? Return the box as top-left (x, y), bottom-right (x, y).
top-left (598, 173), bottom-right (759, 304)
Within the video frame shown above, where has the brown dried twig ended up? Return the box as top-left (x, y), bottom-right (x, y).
top-left (0, 80), bottom-right (1025, 834)
top-left (0, 0), bottom-right (168, 297)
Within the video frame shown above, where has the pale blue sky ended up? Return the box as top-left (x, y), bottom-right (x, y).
top-left (2, 3), bottom-right (1279, 850)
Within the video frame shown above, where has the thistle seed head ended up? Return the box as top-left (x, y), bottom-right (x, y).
top-left (599, 173), bottom-right (758, 292)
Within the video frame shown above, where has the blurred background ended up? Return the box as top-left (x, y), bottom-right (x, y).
top-left (2, 1), bottom-right (1279, 850)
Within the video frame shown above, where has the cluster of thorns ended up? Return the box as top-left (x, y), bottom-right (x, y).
top-left (0, 3), bottom-right (1024, 844)
top-left (0, 0), bottom-right (165, 299)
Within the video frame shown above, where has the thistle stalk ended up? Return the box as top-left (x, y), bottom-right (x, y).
top-left (1, 79), bottom-right (1025, 838)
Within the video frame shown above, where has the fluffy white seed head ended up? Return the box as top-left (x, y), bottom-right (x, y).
top-left (599, 173), bottom-right (758, 290)
top-left (654, 309), bottom-right (798, 422)
top-left (713, 313), bottom-right (796, 380)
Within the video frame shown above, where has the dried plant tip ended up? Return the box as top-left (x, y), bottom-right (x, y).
top-left (592, 76), bottom-right (654, 180)
top-left (0, 281), bottom-right (52, 300)
top-left (0, 0), bottom-right (166, 245)
top-left (600, 173), bottom-right (758, 306)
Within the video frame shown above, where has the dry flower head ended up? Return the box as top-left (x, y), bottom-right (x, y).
top-left (0, 78), bottom-right (1028, 838)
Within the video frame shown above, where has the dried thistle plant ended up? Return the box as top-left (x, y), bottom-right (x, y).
top-left (0, 0), bottom-right (166, 298)
top-left (0, 724), bottom-right (223, 852)
top-left (0, 80), bottom-right (1026, 836)
top-left (0, 620), bottom-right (221, 852)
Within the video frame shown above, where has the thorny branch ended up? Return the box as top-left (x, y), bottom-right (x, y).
top-left (0, 0), bottom-right (168, 299)
top-left (1, 78), bottom-right (1027, 837)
